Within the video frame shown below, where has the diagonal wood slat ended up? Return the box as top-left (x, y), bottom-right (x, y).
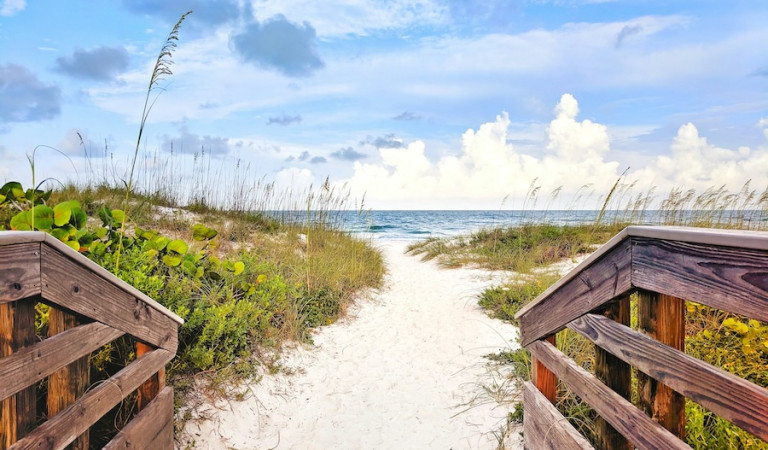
top-left (0, 321), bottom-right (123, 402)
top-left (528, 340), bottom-right (691, 450)
top-left (568, 313), bottom-right (768, 441)
top-left (9, 348), bottom-right (173, 450)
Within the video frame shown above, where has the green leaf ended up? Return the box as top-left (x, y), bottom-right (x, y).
top-left (1, 182), bottom-right (24, 200)
top-left (50, 228), bottom-right (69, 241)
top-left (10, 210), bottom-right (32, 230)
top-left (70, 206), bottom-right (87, 229)
top-left (53, 202), bottom-right (74, 227)
top-left (153, 236), bottom-right (170, 251)
top-left (181, 260), bottom-right (197, 277)
top-left (95, 227), bottom-right (108, 239)
top-left (32, 205), bottom-right (54, 230)
top-left (162, 254), bottom-right (182, 267)
top-left (167, 239), bottom-right (188, 255)
top-left (98, 207), bottom-right (113, 226)
top-left (65, 240), bottom-right (80, 252)
top-left (193, 224), bottom-right (218, 241)
top-left (90, 241), bottom-right (107, 256)
top-left (111, 209), bottom-right (125, 225)
top-left (233, 261), bottom-right (245, 276)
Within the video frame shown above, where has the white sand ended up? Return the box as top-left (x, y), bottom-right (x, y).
top-left (180, 241), bottom-right (524, 450)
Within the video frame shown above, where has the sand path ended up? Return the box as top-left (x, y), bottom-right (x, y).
top-left (182, 241), bottom-right (522, 449)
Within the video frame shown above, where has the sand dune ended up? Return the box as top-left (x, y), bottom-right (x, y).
top-left (181, 241), bottom-right (523, 449)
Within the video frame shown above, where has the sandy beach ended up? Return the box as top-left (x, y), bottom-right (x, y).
top-left (180, 241), bottom-right (523, 449)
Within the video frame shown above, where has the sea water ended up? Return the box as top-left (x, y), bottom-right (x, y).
top-left (272, 209), bottom-right (766, 241)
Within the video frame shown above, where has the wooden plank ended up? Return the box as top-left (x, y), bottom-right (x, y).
top-left (103, 386), bottom-right (174, 450)
top-left (625, 226), bottom-right (768, 252)
top-left (47, 309), bottom-right (89, 450)
top-left (632, 238), bottom-right (768, 322)
top-left (10, 348), bottom-right (173, 450)
top-left (40, 245), bottom-right (178, 352)
top-left (522, 381), bottom-right (594, 450)
top-left (568, 313), bottom-right (768, 442)
top-left (0, 243), bottom-right (41, 305)
top-left (528, 340), bottom-right (691, 450)
top-left (636, 292), bottom-right (686, 439)
top-left (0, 297), bottom-right (37, 449)
top-left (0, 322), bottom-right (122, 402)
top-left (518, 239), bottom-right (633, 346)
top-left (136, 342), bottom-right (163, 411)
top-left (594, 297), bottom-right (632, 450)
top-left (531, 335), bottom-right (557, 404)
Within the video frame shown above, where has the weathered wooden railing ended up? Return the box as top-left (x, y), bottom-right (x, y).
top-left (515, 226), bottom-right (768, 449)
top-left (0, 231), bottom-right (182, 449)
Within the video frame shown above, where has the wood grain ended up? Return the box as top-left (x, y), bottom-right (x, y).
top-left (40, 245), bottom-right (177, 352)
top-left (0, 298), bottom-right (37, 449)
top-left (532, 335), bottom-right (557, 404)
top-left (636, 292), bottom-right (686, 439)
top-left (568, 313), bottom-right (768, 442)
top-left (0, 243), bottom-right (41, 305)
top-left (10, 348), bottom-right (173, 450)
top-left (594, 297), bottom-right (632, 450)
top-left (523, 381), bottom-right (594, 450)
top-left (102, 386), bottom-right (174, 450)
top-left (136, 342), bottom-right (164, 411)
top-left (0, 322), bottom-right (122, 402)
top-left (528, 340), bottom-right (691, 450)
top-left (519, 239), bottom-right (633, 346)
top-left (47, 309), bottom-right (89, 450)
top-left (632, 238), bottom-right (768, 322)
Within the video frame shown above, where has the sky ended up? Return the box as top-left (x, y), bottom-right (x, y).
top-left (1, 0), bottom-right (767, 209)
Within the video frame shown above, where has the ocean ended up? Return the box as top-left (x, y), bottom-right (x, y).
top-left (326, 209), bottom-right (767, 241)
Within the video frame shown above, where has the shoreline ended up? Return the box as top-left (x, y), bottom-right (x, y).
top-left (180, 240), bottom-right (523, 449)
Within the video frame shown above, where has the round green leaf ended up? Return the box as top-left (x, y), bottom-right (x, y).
top-left (233, 261), bottom-right (245, 276)
top-left (167, 239), bottom-right (188, 255)
top-left (162, 254), bottom-right (182, 267)
top-left (32, 205), bottom-right (55, 230)
top-left (53, 202), bottom-right (75, 227)
top-left (65, 240), bottom-right (81, 251)
top-left (10, 210), bottom-right (32, 231)
top-left (193, 224), bottom-right (218, 241)
top-left (111, 209), bottom-right (125, 225)
top-left (90, 241), bottom-right (107, 256)
top-left (50, 228), bottom-right (69, 241)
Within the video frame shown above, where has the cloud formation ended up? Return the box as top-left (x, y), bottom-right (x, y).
top-left (0, 0), bottom-right (25, 16)
top-left (361, 133), bottom-right (405, 149)
top-left (393, 111), bottom-right (421, 121)
top-left (342, 94), bottom-right (768, 209)
top-left (267, 114), bottom-right (302, 126)
top-left (231, 15), bottom-right (324, 77)
top-left (55, 46), bottom-right (130, 81)
top-left (161, 127), bottom-right (230, 155)
top-left (331, 147), bottom-right (367, 161)
top-left (0, 64), bottom-right (60, 123)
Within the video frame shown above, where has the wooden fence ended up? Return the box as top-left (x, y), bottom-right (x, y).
top-left (0, 231), bottom-right (182, 449)
top-left (515, 226), bottom-right (768, 449)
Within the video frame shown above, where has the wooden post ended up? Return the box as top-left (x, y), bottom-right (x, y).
top-left (0, 298), bottom-right (37, 449)
top-left (136, 342), bottom-right (164, 411)
top-left (595, 296), bottom-right (632, 450)
top-left (637, 291), bottom-right (686, 439)
top-left (47, 308), bottom-right (89, 450)
top-left (531, 335), bottom-right (557, 403)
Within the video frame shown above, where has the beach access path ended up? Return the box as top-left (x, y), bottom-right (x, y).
top-left (182, 241), bottom-right (524, 449)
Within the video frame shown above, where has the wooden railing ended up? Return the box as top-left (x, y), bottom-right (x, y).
top-left (0, 231), bottom-right (182, 449)
top-left (515, 226), bottom-right (768, 449)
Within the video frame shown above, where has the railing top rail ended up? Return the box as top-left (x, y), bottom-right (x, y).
top-left (515, 225), bottom-right (768, 320)
top-left (0, 231), bottom-right (183, 324)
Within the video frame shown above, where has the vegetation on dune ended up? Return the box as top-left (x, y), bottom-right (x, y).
top-left (0, 10), bottom-right (384, 442)
top-left (428, 183), bottom-right (768, 449)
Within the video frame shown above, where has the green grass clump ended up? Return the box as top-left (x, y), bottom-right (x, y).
top-left (408, 223), bottom-right (623, 272)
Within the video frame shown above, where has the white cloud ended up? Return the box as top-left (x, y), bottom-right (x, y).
top-left (633, 123), bottom-right (768, 191)
top-left (340, 94), bottom-right (768, 209)
top-left (0, 0), bottom-right (25, 17)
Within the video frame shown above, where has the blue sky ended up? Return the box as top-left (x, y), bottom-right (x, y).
top-left (1, 0), bottom-right (767, 209)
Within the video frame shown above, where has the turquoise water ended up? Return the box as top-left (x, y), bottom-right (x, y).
top-left (271, 209), bottom-right (766, 241)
